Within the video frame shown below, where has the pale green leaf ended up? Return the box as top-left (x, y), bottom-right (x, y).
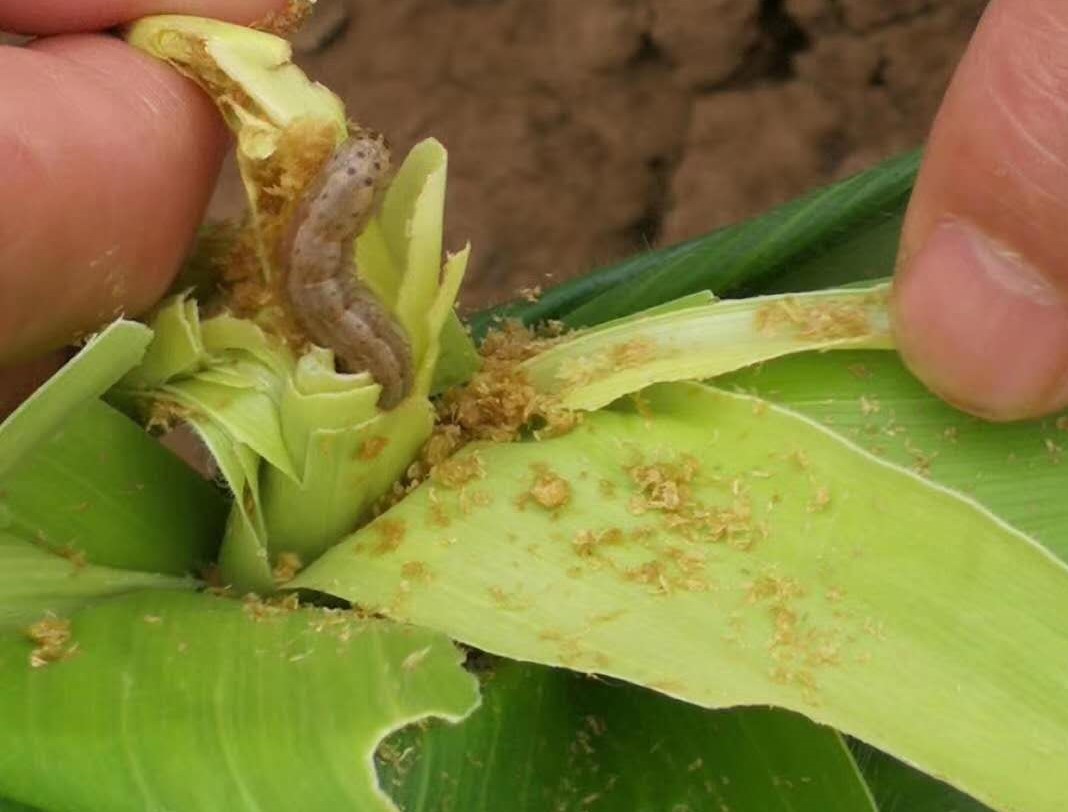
top-left (0, 320), bottom-right (151, 477)
top-left (390, 140), bottom-right (446, 361)
top-left (430, 311), bottom-right (480, 395)
top-left (199, 313), bottom-right (294, 377)
top-left (357, 138), bottom-right (471, 392)
top-left (126, 16), bottom-right (345, 131)
top-left (280, 349), bottom-right (380, 474)
top-left (186, 417), bottom-right (274, 591)
top-left (126, 15), bottom-right (347, 275)
top-left (120, 295), bottom-right (203, 389)
top-left (523, 286), bottom-right (892, 411)
top-left (417, 245), bottom-right (472, 395)
top-left (720, 350), bottom-right (1068, 559)
top-left (217, 502), bottom-right (274, 593)
top-left (162, 378), bottom-right (297, 482)
top-left (0, 534), bottom-right (192, 632)
top-left (260, 397), bottom-right (435, 562)
top-left (296, 383), bottom-right (1068, 812)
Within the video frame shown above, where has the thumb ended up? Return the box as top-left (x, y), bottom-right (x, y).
top-left (893, 0), bottom-right (1068, 421)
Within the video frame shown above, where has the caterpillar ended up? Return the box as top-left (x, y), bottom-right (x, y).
top-left (280, 134), bottom-right (413, 409)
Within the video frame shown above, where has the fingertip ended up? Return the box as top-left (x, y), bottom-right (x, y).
top-left (0, 36), bottom-right (227, 360)
top-left (0, 0), bottom-right (286, 36)
top-left (893, 219), bottom-right (1068, 421)
top-left (895, 0), bottom-right (1068, 420)
top-left (0, 350), bottom-right (69, 420)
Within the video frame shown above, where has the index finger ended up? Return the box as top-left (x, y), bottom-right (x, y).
top-left (0, 0), bottom-right (283, 35)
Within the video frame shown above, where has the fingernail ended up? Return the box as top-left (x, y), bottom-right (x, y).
top-left (893, 219), bottom-right (1068, 420)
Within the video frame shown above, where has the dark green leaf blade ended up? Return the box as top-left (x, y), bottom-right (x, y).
top-left (738, 209), bottom-right (905, 296)
top-left (468, 151), bottom-right (918, 334)
top-left (380, 660), bottom-right (876, 812)
top-left (850, 742), bottom-right (993, 812)
top-left (0, 799), bottom-right (39, 812)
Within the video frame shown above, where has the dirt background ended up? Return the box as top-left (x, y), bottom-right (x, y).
top-left (219, 0), bottom-right (986, 310)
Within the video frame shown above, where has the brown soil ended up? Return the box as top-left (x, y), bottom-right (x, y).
top-left (206, 0), bottom-right (986, 310)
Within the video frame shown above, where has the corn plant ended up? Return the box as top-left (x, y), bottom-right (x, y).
top-left (0, 15), bottom-right (1064, 812)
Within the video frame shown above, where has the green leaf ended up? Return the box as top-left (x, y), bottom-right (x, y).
top-left (0, 317), bottom-right (225, 576)
top-left (380, 659), bottom-right (876, 812)
top-left (0, 533), bottom-right (192, 632)
top-left (0, 320), bottom-right (151, 477)
top-left (0, 798), bottom-right (39, 812)
top-left (0, 399), bottom-right (226, 575)
top-left (744, 210), bottom-right (905, 296)
top-left (720, 350), bottom-right (1068, 560)
top-left (468, 150), bottom-right (918, 335)
top-left (850, 742), bottom-right (993, 812)
top-left (356, 138), bottom-right (473, 392)
top-left (126, 14), bottom-right (348, 281)
top-left (115, 292), bottom-right (435, 590)
top-left (296, 382), bottom-right (1068, 812)
top-left (260, 397), bottom-right (435, 562)
top-left (386, 138), bottom-right (447, 366)
top-left (116, 138), bottom-right (469, 590)
top-left (0, 590), bottom-right (479, 812)
top-left (523, 286), bottom-right (891, 411)
top-left (430, 312), bottom-right (480, 395)
top-left (719, 350), bottom-right (1068, 812)
top-left (120, 294), bottom-right (203, 389)
top-left (126, 15), bottom-right (346, 136)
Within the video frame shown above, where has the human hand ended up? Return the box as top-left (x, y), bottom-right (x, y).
top-left (893, 0), bottom-right (1068, 421)
top-left (0, 0), bottom-right (281, 416)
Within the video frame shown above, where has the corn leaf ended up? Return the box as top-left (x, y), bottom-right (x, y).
top-left (296, 382), bottom-right (1068, 812)
top-left (462, 143), bottom-right (1002, 812)
top-left (0, 318), bottom-right (226, 575)
top-left (380, 659), bottom-right (876, 812)
top-left (0, 533), bottom-right (192, 632)
top-left (746, 212), bottom-right (905, 296)
top-left (0, 798), bottom-right (38, 811)
top-left (431, 313), bottom-right (481, 395)
top-left (125, 16), bottom-right (345, 134)
top-left (850, 742), bottom-right (993, 812)
top-left (469, 150), bottom-right (918, 335)
top-left (0, 590), bottom-right (479, 812)
top-left (68, 15), bottom-right (1054, 812)
top-left (731, 352), bottom-right (1061, 811)
top-left (0, 398), bottom-right (226, 575)
top-left (0, 321), bottom-right (151, 477)
top-left (121, 18), bottom-right (474, 587)
top-left (720, 350), bottom-right (1068, 559)
top-left (260, 397), bottom-right (434, 563)
top-left (523, 286), bottom-right (891, 411)
top-left (126, 14), bottom-right (347, 277)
